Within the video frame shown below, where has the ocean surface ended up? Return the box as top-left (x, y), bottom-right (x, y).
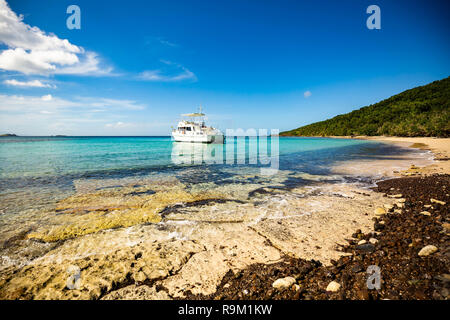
top-left (0, 136), bottom-right (431, 269)
top-left (0, 136), bottom-right (428, 211)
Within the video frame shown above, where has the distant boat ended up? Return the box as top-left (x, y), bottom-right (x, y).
top-left (172, 106), bottom-right (224, 143)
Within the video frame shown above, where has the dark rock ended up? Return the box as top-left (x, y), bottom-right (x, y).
top-left (356, 243), bottom-right (375, 253)
top-left (351, 264), bottom-right (363, 273)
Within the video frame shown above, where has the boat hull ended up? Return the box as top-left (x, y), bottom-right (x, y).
top-left (172, 132), bottom-right (224, 144)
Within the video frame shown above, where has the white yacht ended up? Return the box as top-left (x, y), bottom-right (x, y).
top-left (172, 107), bottom-right (224, 143)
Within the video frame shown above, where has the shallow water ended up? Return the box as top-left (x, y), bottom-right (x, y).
top-left (0, 136), bottom-right (432, 271)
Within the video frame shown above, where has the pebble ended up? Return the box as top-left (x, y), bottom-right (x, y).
top-left (423, 205), bottom-right (432, 208)
top-left (356, 243), bottom-right (375, 253)
top-left (351, 264), bottom-right (363, 273)
top-left (374, 222), bottom-right (385, 231)
top-left (369, 238), bottom-right (378, 244)
top-left (418, 245), bottom-right (438, 257)
top-left (442, 223), bottom-right (450, 231)
top-left (383, 204), bottom-right (393, 211)
top-left (272, 277), bottom-right (296, 289)
top-left (357, 240), bottom-right (367, 245)
top-left (388, 194), bottom-right (403, 198)
top-left (374, 207), bottom-right (386, 215)
top-left (326, 281), bottom-right (341, 292)
top-left (420, 211), bottom-right (431, 216)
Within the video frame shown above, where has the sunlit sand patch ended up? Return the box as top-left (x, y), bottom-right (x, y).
top-left (331, 150), bottom-right (434, 178)
top-left (248, 183), bottom-right (398, 263)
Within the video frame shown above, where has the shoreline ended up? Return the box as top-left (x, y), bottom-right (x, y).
top-left (186, 137), bottom-right (450, 300)
top-left (0, 137), bottom-right (448, 300)
top-left (286, 135), bottom-right (450, 176)
top-left (188, 174), bottom-right (449, 300)
top-left (357, 136), bottom-right (450, 176)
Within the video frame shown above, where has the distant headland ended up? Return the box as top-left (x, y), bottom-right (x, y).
top-left (281, 76), bottom-right (450, 138)
top-left (0, 134), bottom-right (17, 137)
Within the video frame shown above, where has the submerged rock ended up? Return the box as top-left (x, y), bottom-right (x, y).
top-left (25, 180), bottom-right (227, 242)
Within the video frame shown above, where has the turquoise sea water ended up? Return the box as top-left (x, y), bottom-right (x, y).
top-left (0, 136), bottom-right (427, 268)
top-left (0, 136), bottom-right (400, 180)
top-left (0, 135), bottom-right (420, 214)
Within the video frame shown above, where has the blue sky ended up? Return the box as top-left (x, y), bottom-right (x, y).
top-left (0, 0), bottom-right (449, 135)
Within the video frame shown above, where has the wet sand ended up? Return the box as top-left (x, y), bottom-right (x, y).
top-left (332, 136), bottom-right (450, 175)
top-left (362, 136), bottom-right (450, 175)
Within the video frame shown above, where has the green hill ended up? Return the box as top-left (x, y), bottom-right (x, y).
top-left (281, 76), bottom-right (450, 137)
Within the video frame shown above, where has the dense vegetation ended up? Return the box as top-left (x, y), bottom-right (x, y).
top-left (281, 77), bottom-right (450, 137)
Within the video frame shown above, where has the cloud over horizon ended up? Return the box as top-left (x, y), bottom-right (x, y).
top-left (0, 93), bottom-right (151, 135)
top-left (0, 93), bottom-right (146, 112)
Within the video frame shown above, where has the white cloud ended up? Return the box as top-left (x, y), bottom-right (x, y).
top-left (0, 93), bottom-right (152, 135)
top-left (0, 0), bottom-right (111, 75)
top-left (105, 121), bottom-right (132, 129)
top-left (55, 52), bottom-right (113, 76)
top-left (77, 97), bottom-right (146, 110)
top-left (304, 90), bottom-right (312, 98)
top-left (139, 60), bottom-right (197, 82)
top-left (0, 94), bottom-right (146, 112)
top-left (158, 38), bottom-right (178, 47)
top-left (3, 78), bottom-right (55, 88)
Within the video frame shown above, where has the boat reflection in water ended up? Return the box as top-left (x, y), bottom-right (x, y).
top-left (170, 135), bottom-right (279, 175)
top-left (171, 141), bottom-right (224, 166)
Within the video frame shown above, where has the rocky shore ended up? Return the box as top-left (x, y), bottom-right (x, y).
top-left (185, 174), bottom-right (449, 300)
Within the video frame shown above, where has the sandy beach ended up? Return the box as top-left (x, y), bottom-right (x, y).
top-left (362, 136), bottom-right (450, 175)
